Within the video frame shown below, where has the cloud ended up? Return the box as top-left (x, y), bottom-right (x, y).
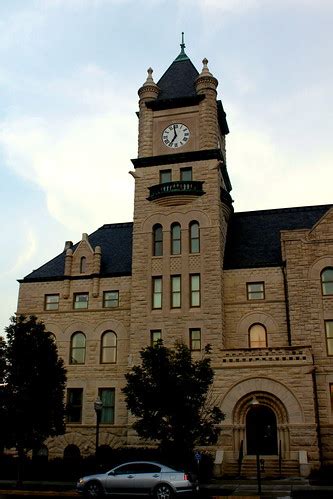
top-left (0, 65), bottom-right (137, 234)
top-left (4, 228), bottom-right (38, 277)
top-left (199, 0), bottom-right (332, 13)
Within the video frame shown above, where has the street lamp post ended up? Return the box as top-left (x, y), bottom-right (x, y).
top-left (94, 397), bottom-right (103, 461)
top-left (250, 396), bottom-right (262, 495)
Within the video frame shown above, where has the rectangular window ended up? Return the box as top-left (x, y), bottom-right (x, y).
top-left (330, 384), bottom-right (333, 413)
top-left (73, 293), bottom-right (89, 309)
top-left (99, 388), bottom-right (115, 424)
top-left (190, 329), bottom-right (201, 351)
top-left (103, 291), bottom-right (119, 308)
top-left (190, 274), bottom-right (201, 307)
top-left (151, 330), bottom-right (162, 346)
top-left (67, 388), bottom-right (83, 423)
top-left (326, 320), bottom-right (333, 355)
top-left (171, 275), bottom-right (181, 308)
top-left (160, 169), bottom-right (171, 184)
top-left (180, 167), bottom-right (192, 181)
top-left (247, 282), bottom-right (265, 300)
top-left (152, 277), bottom-right (162, 309)
top-left (45, 294), bottom-right (59, 310)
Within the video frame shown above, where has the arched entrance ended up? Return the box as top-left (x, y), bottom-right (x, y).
top-left (246, 405), bottom-right (278, 455)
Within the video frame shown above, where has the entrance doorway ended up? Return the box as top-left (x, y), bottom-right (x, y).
top-left (246, 405), bottom-right (278, 455)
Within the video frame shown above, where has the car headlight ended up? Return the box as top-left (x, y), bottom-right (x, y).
top-left (78, 478), bottom-right (86, 484)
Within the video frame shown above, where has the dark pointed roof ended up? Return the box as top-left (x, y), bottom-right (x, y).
top-left (156, 56), bottom-right (199, 101)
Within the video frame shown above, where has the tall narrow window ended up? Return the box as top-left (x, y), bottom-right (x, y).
top-left (180, 167), bottom-right (192, 181)
top-left (153, 224), bottom-right (163, 256)
top-left (190, 329), bottom-right (201, 351)
top-left (325, 320), bottom-right (333, 355)
top-left (100, 331), bottom-right (117, 363)
top-left (171, 275), bottom-right (181, 308)
top-left (160, 169), bottom-right (171, 184)
top-left (67, 388), bottom-right (83, 423)
top-left (171, 223), bottom-right (181, 255)
top-left (189, 221), bottom-right (200, 253)
top-left (80, 256), bottom-right (87, 273)
top-left (152, 277), bottom-right (162, 309)
top-left (70, 332), bottom-right (86, 364)
top-left (98, 388), bottom-right (115, 424)
top-left (249, 324), bottom-right (267, 348)
top-left (151, 330), bottom-right (162, 346)
top-left (190, 274), bottom-right (201, 307)
top-left (321, 268), bottom-right (333, 296)
top-left (330, 384), bottom-right (333, 413)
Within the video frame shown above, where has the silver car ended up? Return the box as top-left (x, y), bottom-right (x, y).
top-left (76, 460), bottom-right (195, 498)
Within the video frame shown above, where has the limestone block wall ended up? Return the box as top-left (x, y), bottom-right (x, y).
top-left (130, 158), bottom-right (228, 364)
top-left (223, 267), bottom-right (289, 349)
top-left (17, 276), bottom-right (132, 457)
top-left (281, 211), bottom-right (333, 465)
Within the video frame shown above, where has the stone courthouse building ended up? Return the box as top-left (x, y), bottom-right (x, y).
top-left (17, 40), bottom-right (333, 476)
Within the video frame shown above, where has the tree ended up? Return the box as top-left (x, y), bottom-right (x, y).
top-left (1, 315), bottom-right (67, 483)
top-left (122, 341), bottom-right (224, 465)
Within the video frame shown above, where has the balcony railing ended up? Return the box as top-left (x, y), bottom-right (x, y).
top-left (147, 181), bottom-right (205, 201)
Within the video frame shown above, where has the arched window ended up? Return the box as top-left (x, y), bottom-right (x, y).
top-left (171, 223), bottom-right (181, 255)
top-left (70, 332), bottom-right (86, 364)
top-left (249, 324), bottom-right (267, 348)
top-left (100, 331), bottom-right (117, 363)
top-left (153, 224), bottom-right (163, 256)
top-left (321, 267), bottom-right (333, 295)
top-left (80, 256), bottom-right (87, 273)
top-left (189, 221), bottom-right (200, 253)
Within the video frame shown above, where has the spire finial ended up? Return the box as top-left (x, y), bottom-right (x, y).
top-left (174, 32), bottom-right (189, 62)
top-left (180, 32), bottom-right (185, 53)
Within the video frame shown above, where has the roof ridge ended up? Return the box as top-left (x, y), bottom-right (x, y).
top-left (233, 204), bottom-right (333, 217)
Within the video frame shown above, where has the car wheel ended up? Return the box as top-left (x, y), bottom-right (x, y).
top-left (154, 483), bottom-right (174, 499)
top-left (84, 480), bottom-right (104, 497)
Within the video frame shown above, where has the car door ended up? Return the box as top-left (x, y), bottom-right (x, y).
top-left (133, 463), bottom-right (161, 493)
top-left (104, 463), bottom-right (137, 494)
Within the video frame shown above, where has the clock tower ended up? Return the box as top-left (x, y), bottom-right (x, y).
top-left (129, 37), bottom-right (232, 363)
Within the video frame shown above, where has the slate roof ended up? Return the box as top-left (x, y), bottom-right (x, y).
top-left (156, 57), bottom-right (199, 101)
top-left (21, 205), bottom-right (332, 282)
top-left (224, 204), bottom-right (332, 269)
top-left (23, 223), bottom-right (133, 282)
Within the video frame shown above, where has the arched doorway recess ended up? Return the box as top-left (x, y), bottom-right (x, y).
top-left (246, 404), bottom-right (278, 455)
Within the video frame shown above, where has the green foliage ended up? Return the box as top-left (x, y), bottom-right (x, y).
top-left (122, 341), bottom-right (224, 463)
top-left (1, 315), bottom-right (67, 453)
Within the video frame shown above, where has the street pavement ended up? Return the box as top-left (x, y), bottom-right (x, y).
top-left (1, 477), bottom-right (333, 498)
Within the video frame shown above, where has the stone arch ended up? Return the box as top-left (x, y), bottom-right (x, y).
top-left (93, 319), bottom-right (127, 341)
top-left (43, 322), bottom-right (63, 340)
top-left (221, 378), bottom-right (303, 459)
top-left (221, 377), bottom-right (304, 424)
top-left (237, 312), bottom-right (278, 348)
top-left (308, 256), bottom-right (333, 280)
top-left (142, 209), bottom-right (211, 232)
top-left (63, 322), bottom-right (94, 340)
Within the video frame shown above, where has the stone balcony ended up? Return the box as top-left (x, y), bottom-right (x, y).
top-left (218, 346), bottom-right (313, 368)
top-left (147, 180), bottom-right (205, 206)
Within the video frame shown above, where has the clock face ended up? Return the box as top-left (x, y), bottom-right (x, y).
top-left (162, 123), bottom-right (190, 149)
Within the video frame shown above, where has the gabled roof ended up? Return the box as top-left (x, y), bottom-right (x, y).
top-left (22, 223), bottom-right (133, 282)
top-left (223, 204), bottom-right (332, 269)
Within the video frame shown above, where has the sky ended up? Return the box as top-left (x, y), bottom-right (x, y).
top-left (0, 0), bottom-right (332, 335)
